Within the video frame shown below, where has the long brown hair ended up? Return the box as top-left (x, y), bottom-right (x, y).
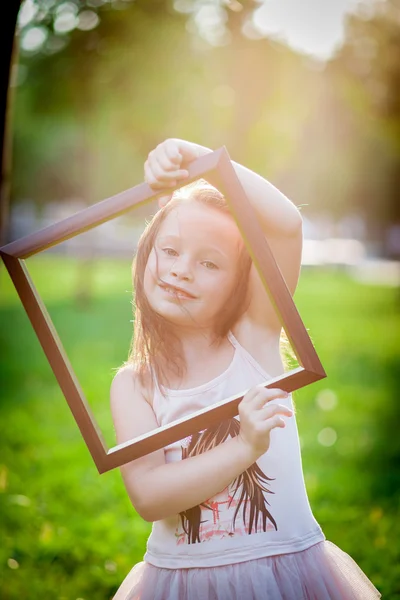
top-left (123, 179), bottom-right (253, 390)
top-left (121, 179), bottom-right (296, 541)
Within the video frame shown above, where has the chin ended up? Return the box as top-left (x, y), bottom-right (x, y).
top-left (154, 305), bottom-right (196, 324)
top-left (151, 301), bottom-right (209, 329)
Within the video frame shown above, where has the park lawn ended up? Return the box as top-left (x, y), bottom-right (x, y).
top-left (0, 255), bottom-right (399, 599)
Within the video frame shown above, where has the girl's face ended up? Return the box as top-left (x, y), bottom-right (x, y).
top-left (143, 201), bottom-right (243, 331)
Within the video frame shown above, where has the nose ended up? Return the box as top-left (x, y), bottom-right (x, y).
top-left (169, 257), bottom-right (193, 281)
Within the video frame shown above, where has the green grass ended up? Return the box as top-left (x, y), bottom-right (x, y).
top-left (1, 256), bottom-right (399, 599)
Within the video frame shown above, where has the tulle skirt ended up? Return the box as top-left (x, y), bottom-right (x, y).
top-left (113, 540), bottom-right (381, 600)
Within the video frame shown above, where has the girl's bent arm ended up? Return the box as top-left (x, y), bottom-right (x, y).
top-left (110, 368), bottom-right (260, 523)
top-left (170, 138), bottom-right (302, 237)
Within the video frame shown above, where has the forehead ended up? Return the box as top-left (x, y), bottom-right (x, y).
top-left (157, 202), bottom-right (242, 249)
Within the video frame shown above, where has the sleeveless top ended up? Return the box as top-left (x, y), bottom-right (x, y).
top-left (144, 331), bottom-right (326, 569)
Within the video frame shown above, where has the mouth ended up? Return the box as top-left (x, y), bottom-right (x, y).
top-left (159, 283), bottom-right (197, 300)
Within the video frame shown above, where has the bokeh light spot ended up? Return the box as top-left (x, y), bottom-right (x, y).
top-left (18, 0), bottom-right (39, 29)
top-left (315, 388), bottom-right (338, 411)
top-left (20, 26), bottom-right (48, 52)
top-left (54, 11), bottom-right (78, 34)
top-left (105, 560), bottom-right (117, 572)
top-left (7, 559), bottom-right (19, 570)
top-left (317, 427), bottom-right (337, 447)
top-left (56, 1), bottom-right (78, 15)
top-left (77, 11), bottom-right (100, 31)
top-left (193, 4), bottom-right (231, 47)
top-left (8, 494), bottom-right (31, 507)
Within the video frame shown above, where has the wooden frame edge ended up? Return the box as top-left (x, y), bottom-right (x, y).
top-left (1, 148), bottom-right (327, 474)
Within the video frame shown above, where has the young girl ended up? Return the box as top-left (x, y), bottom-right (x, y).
top-left (111, 138), bottom-right (381, 599)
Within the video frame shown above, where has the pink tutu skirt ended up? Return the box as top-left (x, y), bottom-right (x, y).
top-left (113, 540), bottom-right (381, 600)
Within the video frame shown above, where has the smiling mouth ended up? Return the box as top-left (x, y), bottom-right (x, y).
top-left (159, 284), bottom-right (196, 300)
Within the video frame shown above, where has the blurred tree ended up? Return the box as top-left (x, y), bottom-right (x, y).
top-left (12, 0), bottom-right (175, 206)
top-left (9, 0), bottom-right (400, 253)
top-left (330, 0), bottom-right (400, 245)
top-left (11, 0), bottom-right (311, 209)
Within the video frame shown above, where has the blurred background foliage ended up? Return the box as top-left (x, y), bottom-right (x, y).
top-left (6, 0), bottom-right (400, 243)
top-left (1, 0), bottom-right (400, 598)
top-left (2, 258), bottom-right (400, 599)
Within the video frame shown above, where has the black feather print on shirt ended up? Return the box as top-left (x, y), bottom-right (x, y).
top-left (178, 418), bottom-right (277, 544)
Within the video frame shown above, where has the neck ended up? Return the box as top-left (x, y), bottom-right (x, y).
top-left (153, 320), bottom-right (230, 387)
top-left (179, 330), bottom-right (222, 362)
top-left (175, 326), bottom-right (223, 362)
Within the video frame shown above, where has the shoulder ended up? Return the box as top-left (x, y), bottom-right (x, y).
top-left (110, 364), bottom-right (159, 449)
top-left (110, 364), bottom-right (155, 410)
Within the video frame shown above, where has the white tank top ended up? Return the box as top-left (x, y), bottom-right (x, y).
top-left (144, 331), bottom-right (325, 568)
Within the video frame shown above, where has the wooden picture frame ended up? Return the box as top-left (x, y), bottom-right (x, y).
top-left (0, 147), bottom-right (326, 473)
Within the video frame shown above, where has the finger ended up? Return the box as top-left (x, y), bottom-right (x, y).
top-left (149, 155), bottom-right (188, 185)
top-left (270, 415), bottom-right (287, 430)
top-left (259, 403), bottom-right (293, 420)
top-left (149, 148), bottom-right (188, 179)
top-left (144, 159), bottom-right (158, 187)
top-left (259, 414), bottom-right (287, 433)
top-left (251, 388), bottom-right (289, 410)
top-left (164, 140), bottom-right (182, 165)
top-left (240, 386), bottom-right (263, 405)
top-left (148, 155), bottom-right (167, 182)
top-left (158, 144), bottom-right (181, 171)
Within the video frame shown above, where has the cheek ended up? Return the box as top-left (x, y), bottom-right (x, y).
top-left (206, 270), bottom-right (236, 300)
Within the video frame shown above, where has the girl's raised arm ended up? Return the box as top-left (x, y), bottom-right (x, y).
top-left (110, 369), bottom-right (292, 522)
top-left (145, 138), bottom-right (303, 333)
top-left (145, 138), bottom-right (302, 236)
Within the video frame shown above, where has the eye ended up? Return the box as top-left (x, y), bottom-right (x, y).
top-left (203, 261), bottom-right (218, 270)
top-left (163, 247), bottom-right (178, 257)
